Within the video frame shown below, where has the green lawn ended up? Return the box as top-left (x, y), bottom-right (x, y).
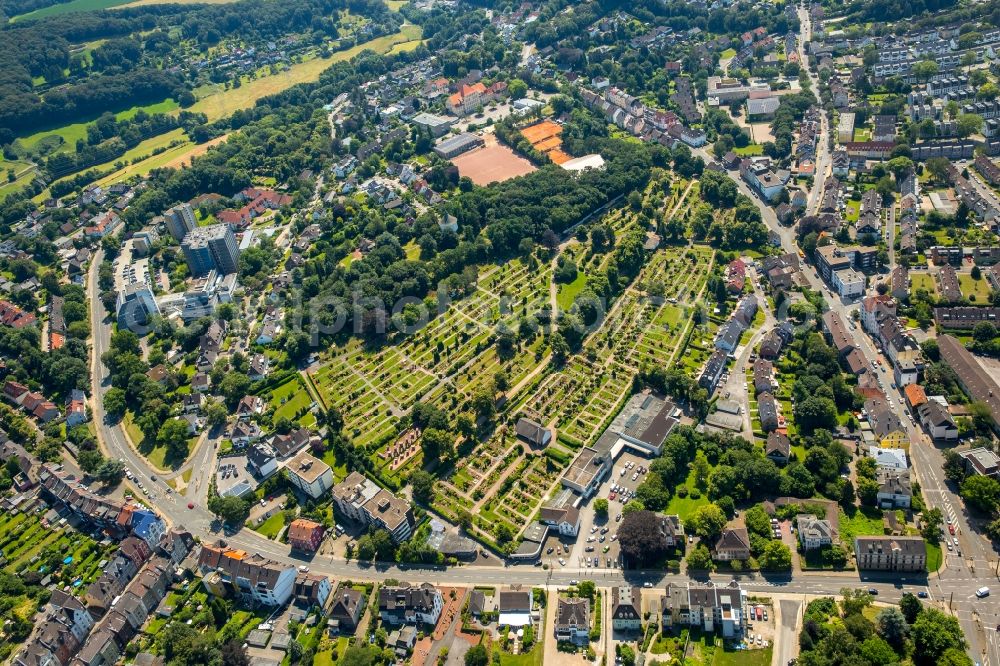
top-left (15, 100), bottom-right (175, 158)
top-left (844, 200), bottom-right (860, 223)
top-left (714, 646), bottom-right (772, 666)
top-left (11, 0), bottom-right (130, 21)
top-left (403, 240), bottom-right (421, 260)
top-left (838, 507), bottom-right (884, 544)
top-left (734, 144), bottom-right (764, 157)
top-left (43, 128), bottom-right (188, 192)
top-left (926, 541), bottom-right (942, 572)
top-left (721, 48), bottom-right (737, 58)
top-left (0, 160), bottom-right (36, 199)
top-left (313, 637), bottom-right (350, 666)
top-left (498, 643), bottom-right (543, 666)
top-left (556, 272), bottom-right (587, 311)
top-left (665, 469), bottom-right (708, 521)
top-left (270, 377), bottom-right (317, 428)
top-left (910, 272), bottom-right (936, 297)
top-left (253, 512), bottom-right (287, 540)
top-left (959, 274), bottom-right (991, 303)
top-left (123, 411), bottom-right (196, 470)
top-left (116, 98), bottom-right (179, 119)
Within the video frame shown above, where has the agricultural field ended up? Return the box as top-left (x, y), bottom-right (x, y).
top-left (188, 24), bottom-right (423, 122)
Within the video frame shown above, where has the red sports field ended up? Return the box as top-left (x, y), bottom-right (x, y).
top-left (451, 140), bottom-right (536, 185)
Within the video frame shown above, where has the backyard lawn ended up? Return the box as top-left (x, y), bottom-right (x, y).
top-left (838, 507), bottom-right (884, 544)
top-left (909, 272), bottom-right (936, 297)
top-left (270, 376), bottom-right (317, 428)
top-left (959, 274), bottom-right (992, 302)
top-left (665, 470), bottom-right (707, 521)
top-left (498, 643), bottom-right (543, 666)
top-left (713, 645), bottom-right (772, 666)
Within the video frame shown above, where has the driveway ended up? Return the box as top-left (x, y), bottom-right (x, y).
top-left (774, 598), bottom-right (802, 666)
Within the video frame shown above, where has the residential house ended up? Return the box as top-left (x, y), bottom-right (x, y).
top-left (758, 393), bottom-right (779, 432)
top-left (765, 432), bottom-right (791, 465)
top-left (904, 384), bottom-right (928, 410)
top-left (379, 584), bottom-right (443, 626)
top-left (197, 543), bottom-right (296, 607)
top-left (236, 395), bottom-right (265, 420)
top-left (331, 472), bottom-right (415, 542)
top-left (869, 446), bottom-right (908, 470)
top-left (917, 400), bottom-right (959, 441)
top-left (285, 451), bottom-right (334, 499)
top-left (287, 518), bottom-right (325, 552)
top-left (497, 587), bottom-right (534, 628)
top-left (854, 536), bottom-right (927, 572)
top-left (661, 581), bottom-right (745, 638)
top-left (555, 597), bottom-right (590, 645)
top-left (247, 442), bottom-right (278, 480)
top-left (293, 572), bottom-right (331, 609)
top-left (752, 358), bottom-right (775, 395)
top-left (328, 585), bottom-right (366, 634)
top-left (611, 587), bottom-right (642, 631)
top-left (797, 515), bottom-right (836, 550)
top-left (712, 527), bottom-right (751, 561)
top-left (876, 468), bottom-right (912, 509)
top-left (658, 514), bottom-right (685, 547)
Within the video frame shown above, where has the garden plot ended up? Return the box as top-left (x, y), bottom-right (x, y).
top-left (678, 315), bottom-right (722, 377)
top-left (433, 437), bottom-right (519, 522)
top-left (558, 359), bottom-right (635, 446)
top-left (310, 352), bottom-right (400, 448)
top-left (630, 246), bottom-right (714, 367)
top-left (0, 510), bottom-right (113, 591)
top-left (475, 445), bottom-right (561, 542)
top-left (517, 366), bottom-right (581, 422)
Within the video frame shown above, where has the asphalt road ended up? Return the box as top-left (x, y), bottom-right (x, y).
top-left (776, 598), bottom-right (803, 666)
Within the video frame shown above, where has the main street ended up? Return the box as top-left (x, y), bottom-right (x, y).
top-left (695, 10), bottom-right (1000, 658)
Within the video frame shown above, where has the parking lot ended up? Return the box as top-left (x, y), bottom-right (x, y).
top-left (743, 600), bottom-right (776, 650)
top-left (214, 455), bottom-right (253, 497)
top-left (544, 451), bottom-right (654, 572)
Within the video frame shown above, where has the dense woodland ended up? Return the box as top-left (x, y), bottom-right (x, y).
top-left (0, 0), bottom-right (400, 137)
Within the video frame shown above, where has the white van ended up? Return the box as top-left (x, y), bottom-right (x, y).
top-left (976, 587), bottom-right (990, 598)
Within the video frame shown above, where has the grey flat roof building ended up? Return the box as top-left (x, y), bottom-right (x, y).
top-left (411, 112), bottom-right (455, 137)
top-left (181, 224), bottom-right (240, 276)
top-left (433, 132), bottom-right (484, 158)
